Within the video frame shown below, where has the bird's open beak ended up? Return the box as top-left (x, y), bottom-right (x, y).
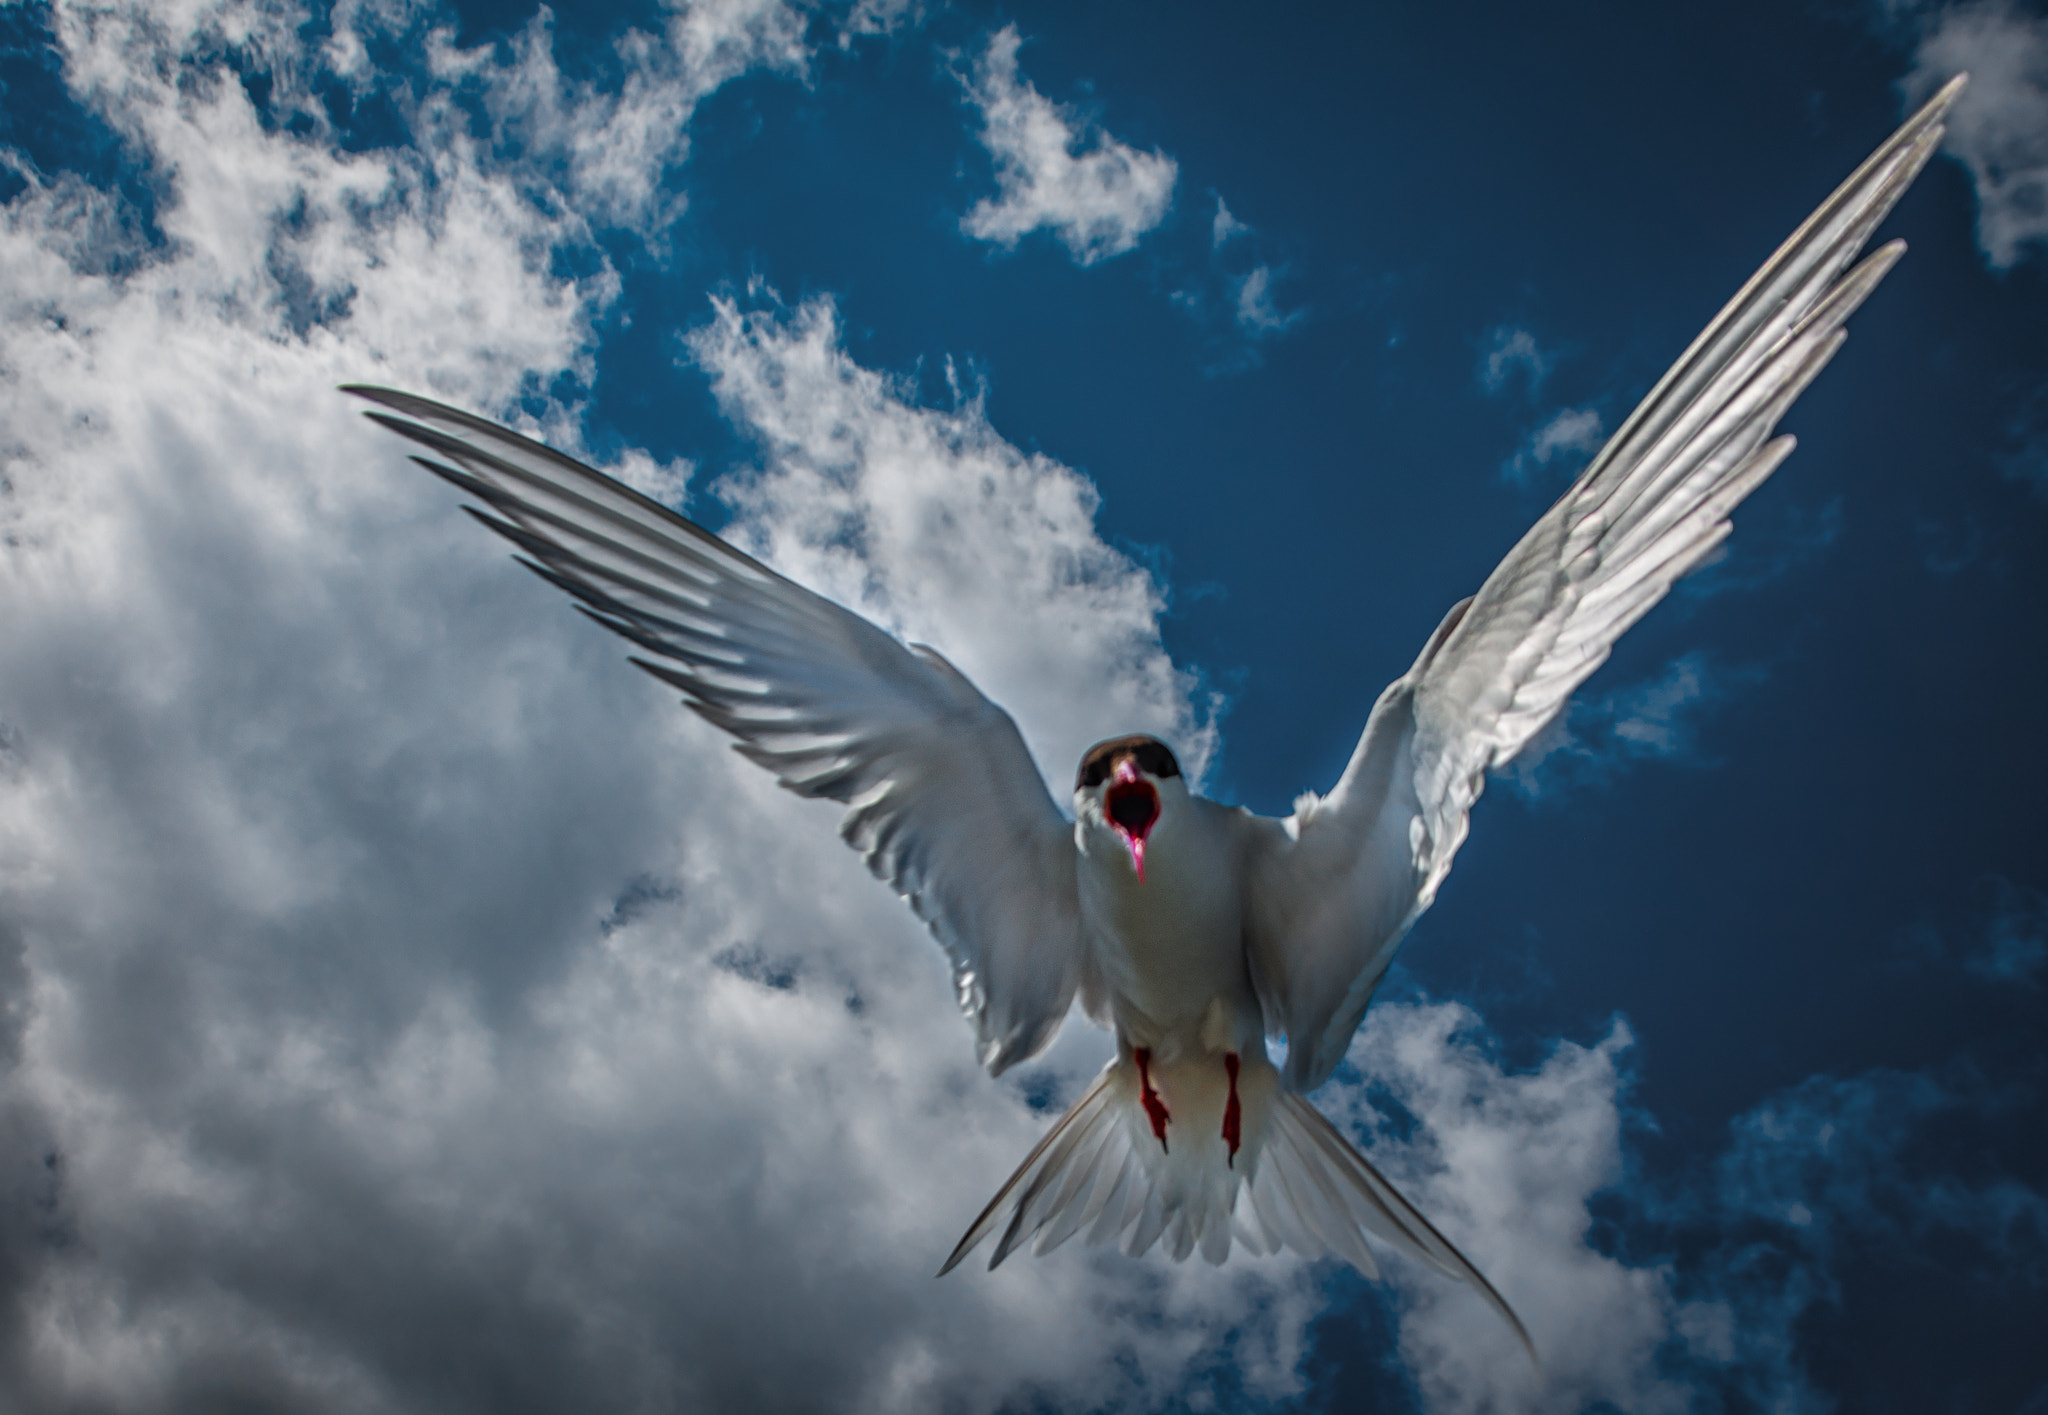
top-left (1105, 757), bottom-right (1159, 883)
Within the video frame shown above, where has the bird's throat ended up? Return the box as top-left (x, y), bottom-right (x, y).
top-left (1105, 769), bottom-right (1159, 884)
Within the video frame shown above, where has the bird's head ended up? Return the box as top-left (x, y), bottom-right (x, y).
top-left (1074, 734), bottom-right (1183, 883)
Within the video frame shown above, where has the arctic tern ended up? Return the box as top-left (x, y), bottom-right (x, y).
top-left (348, 76), bottom-right (1964, 1355)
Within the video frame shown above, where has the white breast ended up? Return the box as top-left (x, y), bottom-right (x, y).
top-left (1076, 791), bottom-right (1255, 1056)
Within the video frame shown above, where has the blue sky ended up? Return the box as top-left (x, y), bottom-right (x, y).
top-left (0, 1), bottom-right (2042, 1411)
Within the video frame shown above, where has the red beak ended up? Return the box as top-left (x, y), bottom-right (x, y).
top-left (1105, 757), bottom-right (1160, 882)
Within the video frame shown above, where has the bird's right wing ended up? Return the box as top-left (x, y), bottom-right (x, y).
top-left (347, 387), bottom-right (1082, 1076)
top-left (1246, 77), bottom-right (1964, 1094)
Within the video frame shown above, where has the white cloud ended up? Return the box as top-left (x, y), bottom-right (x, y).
top-left (1502, 404), bottom-right (1605, 485)
top-left (1231, 264), bottom-right (1305, 338)
top-left (1343, 1004), bottom-right (1689, 1415)
top-left (1479, 326), bottom-right (1603, 484)
top-left (1897, 0), bottom-right (2048, 269)
top-left (686, 288), bottom-right (1218, 783)
top-left (1479, 324), bottom-right (1554, 396)
top-left (956, 25), bottom-right (1177, 265)
top-left (1211, 194), bottom-right (1249, 249)
top-left (1528, 405), bottom-right (1605, 464)
top-left (1171, 198), bottom-right (1307, 361)
top-left (432, 5), bottom-right (791, 236)
top-left (0, 5), bottom-right (1304, 1411)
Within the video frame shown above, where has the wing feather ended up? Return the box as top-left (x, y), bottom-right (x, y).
top-left (349, 387), bottom-right (1082, 1075)
top-left (1246, 78), bottom-right (1964, 1093)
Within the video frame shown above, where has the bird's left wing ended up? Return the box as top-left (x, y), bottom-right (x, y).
top-left (1245, 78), bottom-right (1963, 1094)
top-left (347, 387), bottom-right (1082, 1075)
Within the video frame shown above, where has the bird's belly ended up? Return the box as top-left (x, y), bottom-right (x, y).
top-left (1081, 851), bottom-right (1250, 1053)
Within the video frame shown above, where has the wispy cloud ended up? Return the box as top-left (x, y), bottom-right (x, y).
top-left (446, 1), bottom-right (809, 235)
top-left (1901, 876), bottom-right (2048, 985)
top-left (1211, 193), bottom-right (1250, 249)
top-left (1170, 195), bottom-right (1309, 368)
top-left (1502, 404), bottom-right (1605, 486)
top-left (1231, 263), bottom-right (1305, 338)
top-left (1500, 653), bottom-right (1765, 799)
top-left (1891, 0), bottom-right (2048, 269)
top-left (1479, 325), bottom-right (1555, 397)
top-left (1680, 495), bottom-right (1845, 599)
top-left (1997, 389), bottom-right (2048, 502)
top-left (955, 25), bottom-right (1177, 265)
top-left (1972, 879), bottom-right (2048, 983)
top-left (1477, 325), bottom-right (1605, 485)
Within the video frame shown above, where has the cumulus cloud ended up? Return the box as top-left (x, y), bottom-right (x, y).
top-left (1894, 0), bottom-right (2048, 269)
top-left (1343, 1005), bottom-right (1684, 1414)
top-left (956, 24), bottom-right (1177, 264)
top-left (687, 288), bottom-right (1217, 781)
top-left (0, 5), bottom-right (1296, 1411)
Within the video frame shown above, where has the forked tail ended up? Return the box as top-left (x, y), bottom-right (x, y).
top-left (939, 1058), bottom-right (1534, 1362)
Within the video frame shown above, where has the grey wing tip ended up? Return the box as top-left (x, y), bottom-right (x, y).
top-left (1501, 1293), bottom-right (1541, 1372)
top-left (1904, 72), bottom-right (1967, 134)
top-left (339, 383), bottom-right (425, 414)
top-left (935, 1212), bottom-right (996, 1277)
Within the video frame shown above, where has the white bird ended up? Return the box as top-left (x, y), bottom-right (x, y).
top-left (348, 76), bottom-right (1963, 1358)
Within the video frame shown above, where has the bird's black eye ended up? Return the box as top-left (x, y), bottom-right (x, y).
top-left (1076, 737), bottom-right (1180, 789)
top-left (1136, 742), bottom-right (1180, 779)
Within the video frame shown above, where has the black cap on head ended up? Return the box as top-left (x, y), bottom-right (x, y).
top-left (1076, 735), bottom-right (1181, 790)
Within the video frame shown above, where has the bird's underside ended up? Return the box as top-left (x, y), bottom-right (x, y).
top-left (347, 77), bottom-right (1961, 1362)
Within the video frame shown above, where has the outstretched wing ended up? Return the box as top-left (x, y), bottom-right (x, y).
top-left (1246, 77), bottom-right (1965, 1094)
top-left (348, 387), bottom-right (1082, 1076)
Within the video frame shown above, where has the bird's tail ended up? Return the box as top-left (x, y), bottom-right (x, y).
top-left (938, 1052), bottom-right (1533, 1361)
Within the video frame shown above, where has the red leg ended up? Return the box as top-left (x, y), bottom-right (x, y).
top-left (1134, 1047), bottom-right (1170, 1152)
top-left (1222, 1052), bottom-right (1242, 1167)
